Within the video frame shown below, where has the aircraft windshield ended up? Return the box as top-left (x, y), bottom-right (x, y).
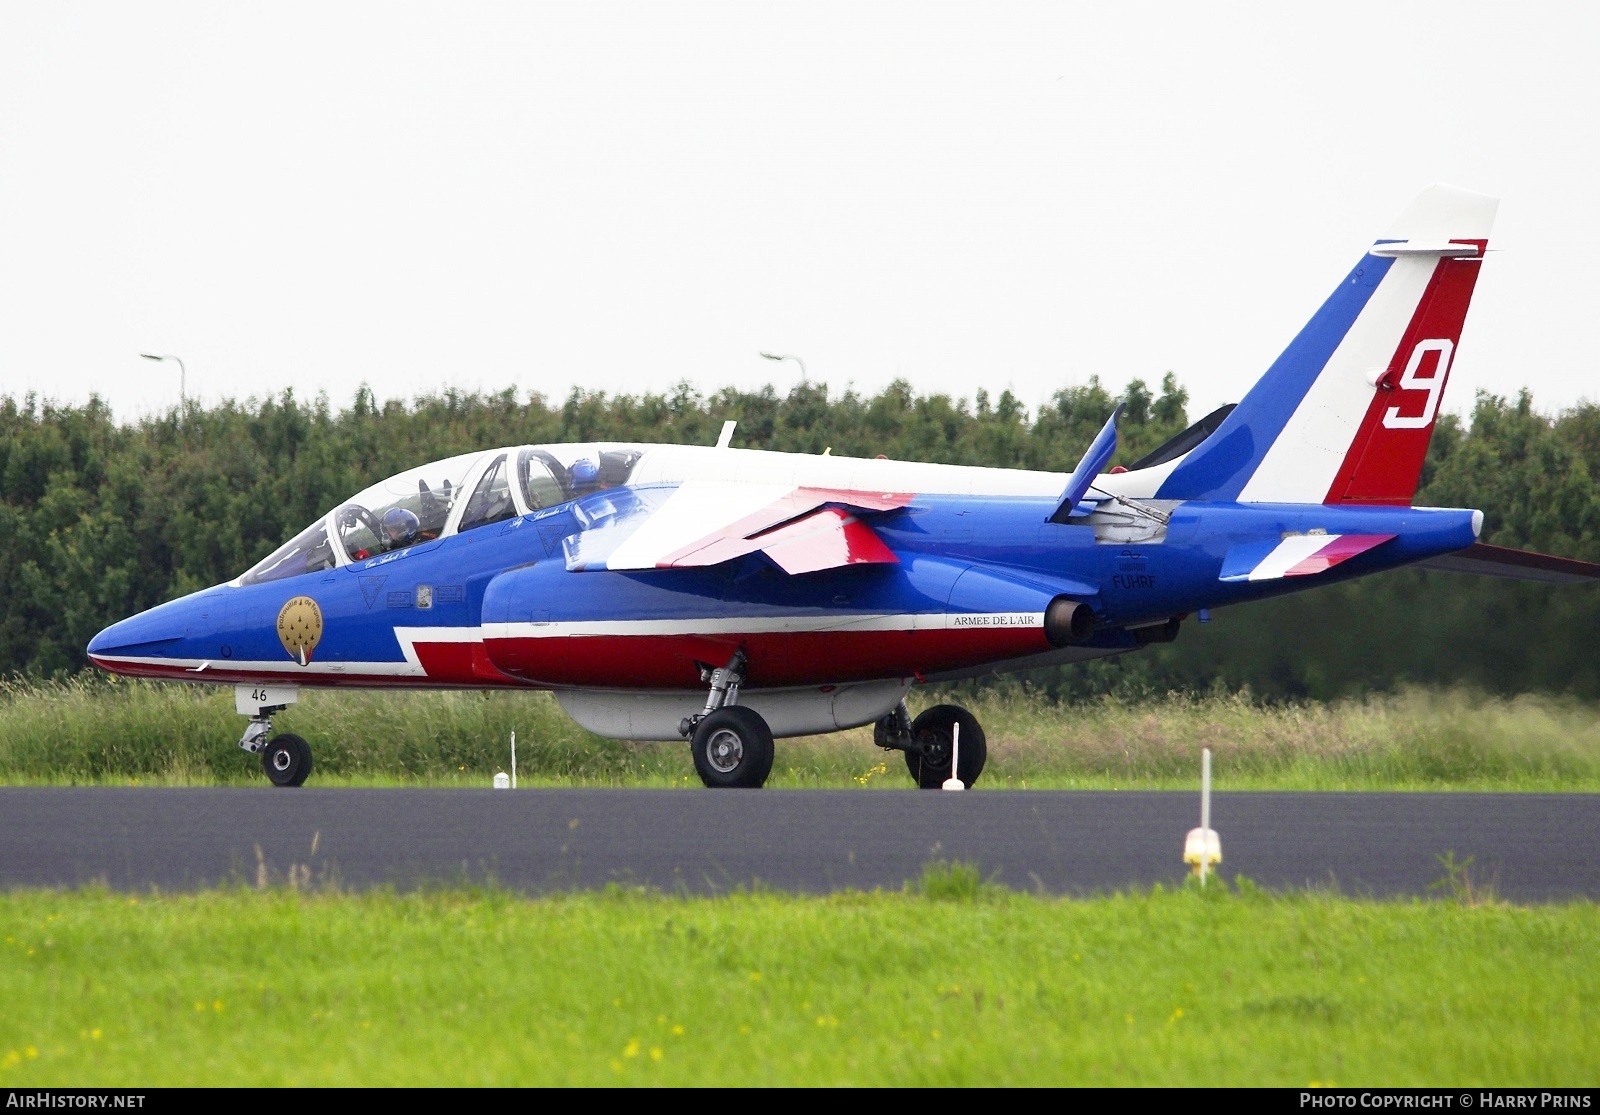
top-left (239, 520), bottom-right (337, 586)
top-left (333, 451), bottom-right (485, 561)
top-left (235, 443), bottom-right (650, 584)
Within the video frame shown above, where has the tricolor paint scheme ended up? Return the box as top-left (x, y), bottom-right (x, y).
top-left (89, 186), bottom-right (1600, 788)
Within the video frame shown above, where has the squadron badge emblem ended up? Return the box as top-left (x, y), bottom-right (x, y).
top-left (276, 596), bottom-right (324, 666)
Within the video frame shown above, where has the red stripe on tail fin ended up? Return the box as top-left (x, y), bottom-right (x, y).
top-left (1323, 240), bottom-right (1486, 505)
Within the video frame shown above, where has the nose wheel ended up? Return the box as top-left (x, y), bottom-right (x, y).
top-left (235, 687), bottom-right (313, 787)
top-left (260, 733), bottom-right (313, 788)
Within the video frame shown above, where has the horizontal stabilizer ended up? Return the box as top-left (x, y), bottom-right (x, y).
top-left (1367, 240), bottom-right (1481, 258)
top-left (1413, 543), bottom-right (1600, 584)
top-left (1220, 533), bottom-right (1394, 583)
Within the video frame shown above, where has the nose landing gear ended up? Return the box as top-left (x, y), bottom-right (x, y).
top-left (235, 685), bottom-right (312, 788)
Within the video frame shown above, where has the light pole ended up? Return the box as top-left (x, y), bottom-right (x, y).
top-left (759, 351), bottom-right (807, 381)
top-left (140, 353), bottom-right (186, 404)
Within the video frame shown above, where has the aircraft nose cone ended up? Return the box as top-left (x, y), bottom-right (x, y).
top-left (87, 624), bottom-right (112, 657)
top-left (87, 616), bottom-right (144, 658)
top-left (86, 600), bottom-right (190, 660)
top-left (87, 615), bottom-right (178, 658)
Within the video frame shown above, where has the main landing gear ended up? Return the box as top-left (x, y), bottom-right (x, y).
top-left (679, 650), bottom-right (775, 788)
top-left (671, 654), bottom-right (989, 791)
top-left (236, 686), bottom-right (313, 788)
top-left (875, 701), bottom-right (988, 789)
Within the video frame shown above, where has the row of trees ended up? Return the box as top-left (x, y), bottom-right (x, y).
top-left (2, 374), bottom-right (1598, 698)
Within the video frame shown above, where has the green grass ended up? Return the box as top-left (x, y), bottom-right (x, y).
top-left (5, 676), bottom-right (1600, 789)
top-left (1, 874), bottom-right (1595, 1086)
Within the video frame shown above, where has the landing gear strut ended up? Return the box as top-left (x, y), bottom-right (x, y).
top-left (236, 685), bottom-right (312, 788)
top-left (875, 701), bottom-right (988, 789)
top-left (678, 650), bottom-right (774, 788)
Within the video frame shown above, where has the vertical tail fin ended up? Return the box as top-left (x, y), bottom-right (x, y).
top-left (1156, 185), bottom-right (1497, 505)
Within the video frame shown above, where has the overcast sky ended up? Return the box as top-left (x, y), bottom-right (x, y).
top-left (3, 1), bottom-right (1597, 428)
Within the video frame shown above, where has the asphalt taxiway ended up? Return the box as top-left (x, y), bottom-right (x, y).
top-left (0, 788), bottom-right (1593, 900)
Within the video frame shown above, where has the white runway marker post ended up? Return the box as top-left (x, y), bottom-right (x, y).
top-left (1201, 747), bottom-right (1211, 885)
top-left (511, 731), bottom-right (517, 790)
top-left (942, 723), bottom-right (966, 791)
top-left (1183, 747), bottom-right (1222, 884)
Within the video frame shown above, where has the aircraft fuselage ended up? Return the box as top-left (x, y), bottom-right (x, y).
top-left (89, 467), bottom-right (1479, 693)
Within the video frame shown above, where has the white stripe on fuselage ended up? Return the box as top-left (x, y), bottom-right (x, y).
top-left (93, 610), bottom-right (1049, 678)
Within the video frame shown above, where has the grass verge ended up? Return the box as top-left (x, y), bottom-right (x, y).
top-left (1, 873), bottom-right (1595, 1086)
top-left (4, 676), bottom-right (1600, 789)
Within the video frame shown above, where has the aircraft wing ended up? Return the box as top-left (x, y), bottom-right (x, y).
top-left (563, 481), bottom-right (912, 574)
top-left (1412, 542), bottom-right (1600, 584)
top-left (1219, 533), bottom-right (1395, 582)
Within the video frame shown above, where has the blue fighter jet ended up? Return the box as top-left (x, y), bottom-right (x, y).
top-left (89, 185), bottom-right (1600, 788)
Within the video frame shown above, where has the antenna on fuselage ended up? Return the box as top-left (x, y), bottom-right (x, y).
top-left (715, 420), bottom-right (737, 449)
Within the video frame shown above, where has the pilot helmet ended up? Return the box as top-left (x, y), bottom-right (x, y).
top-left (570, 458), bottom-right (599, 485)
top-left (382, 507), bottom-right (421, 545)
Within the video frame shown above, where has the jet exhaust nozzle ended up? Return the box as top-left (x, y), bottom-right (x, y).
top-left (1043, 597), bottom-right (1095, 647)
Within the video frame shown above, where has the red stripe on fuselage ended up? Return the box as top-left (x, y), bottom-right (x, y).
top-left (482, 626), bottom-right (1053, 688)
top-left (92, 624), bottom-right (1054, 690)
top-left (1324, 241), bottom-right (1486, 505)
top-left (409, 639), bottom-right (524, 684)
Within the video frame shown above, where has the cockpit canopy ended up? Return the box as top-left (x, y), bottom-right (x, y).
top-left (238, 443), bottom-right (645, 585)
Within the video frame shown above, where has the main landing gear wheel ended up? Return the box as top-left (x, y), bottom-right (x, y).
top-left (261, 733), bottom-right (313, 788)
top-left (691, 707), bottom-right (775, 789)
top-left (905, 704), bottom-right (987, 789)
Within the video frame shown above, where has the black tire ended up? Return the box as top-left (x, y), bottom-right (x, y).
top-left (904, 705), bottom-right (986, 789)
top-left (261, 733), bottom-right (313, 788)
top-left (690, 707), bottom-right (775, 788)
